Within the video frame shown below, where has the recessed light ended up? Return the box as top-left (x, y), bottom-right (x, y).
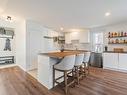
top-left (105, 12), bottom-right (111, 16)
top-left (60, 27), bottom-right (64, 31)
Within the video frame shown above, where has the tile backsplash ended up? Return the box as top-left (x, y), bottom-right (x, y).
top-left (64, 43), bottom-right (91, 50)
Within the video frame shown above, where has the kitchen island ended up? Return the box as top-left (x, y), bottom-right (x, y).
top-left (38, 50), bottom-right (87, 89)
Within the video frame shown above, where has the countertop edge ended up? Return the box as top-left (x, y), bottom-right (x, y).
top-left (103, 51), bottom-right (127, 53)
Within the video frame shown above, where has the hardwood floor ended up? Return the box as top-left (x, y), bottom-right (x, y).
top-left (0, 66), bottom-right (127, 95)
top-left (0, 66), bottom-right (52, 95)
top-left (51, 68), bottom-right (127, 95)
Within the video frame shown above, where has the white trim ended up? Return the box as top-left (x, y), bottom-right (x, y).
top-left (0, 64), bottom-right (17, 69)
top-left (103, 67), bottom-right (127, 73)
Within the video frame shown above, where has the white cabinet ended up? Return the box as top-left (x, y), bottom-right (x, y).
top-left (79, 31), bottom-right (90, 43)
top-left (65, 33), bottom-right (71, 44)
top-left (103, 53), bottom-right (127, 72)
top-left (71, 32), bottom-right (79, 40)
top-left (43, 28), bottom-right (58, 37)
top-left (103, 53), bottom-right (118, 69)
top-left (50, 31), bottom-right (58, 37)
top-left (65, 30), bottom-right (90, 44)
top-left (42, 29), bottom-right (59, 52)
top-left (119, 54), bottom-right (127, 70)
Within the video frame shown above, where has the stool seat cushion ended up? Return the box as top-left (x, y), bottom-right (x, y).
top-left (83, 52), bottom-right (91, 63)
top-left (54, 55), bottom-right (75, 71)
top-left (74, 54), bottom-right (84, 66)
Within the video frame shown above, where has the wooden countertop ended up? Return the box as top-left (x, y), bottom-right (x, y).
top-left (64, 49), bottom-right (90, 52)
top-left (103, 51), bottom-right (127, 53)
top-left (39, 50), bottom-right (88, 58)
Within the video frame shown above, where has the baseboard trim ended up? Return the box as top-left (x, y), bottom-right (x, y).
top-left (103, 67), bottom-right (127, 73)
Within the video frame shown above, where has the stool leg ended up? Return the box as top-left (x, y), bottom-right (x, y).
top-left (77, 67), bottom-right (80, 84)
top-left (75, 66), bottom-right (79, 84)
top-left (87, 62), bottom-right (90, 75)
top-left (80, 66), bottom-right (84, 80)
top-left (53, 66), bottom-right (55, 87)
top-left (72, 69), bottom-right (74, 78)
top-left (84, 63), bottom-right (86, 77)
top-left (64, 71), bottom-right (68, 95)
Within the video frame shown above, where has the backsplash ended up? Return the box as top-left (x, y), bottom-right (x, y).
top-left (64, 43), bottom-right (91, 50)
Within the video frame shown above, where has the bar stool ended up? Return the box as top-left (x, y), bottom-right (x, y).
top-left (53, 55), bottom-right (75, 95)
top-left (83, 52), bottom-right (91, 75)
top-left (74, 53), bottom-right (84, 84)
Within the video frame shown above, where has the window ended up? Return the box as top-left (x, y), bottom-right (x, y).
top-left (93, 32), bottom-right (103, 52)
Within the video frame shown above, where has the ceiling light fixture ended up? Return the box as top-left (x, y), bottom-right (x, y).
top-left (105, 12), bottom-right (111, 16)
top-left (7, 16), bottom-right (11, 21)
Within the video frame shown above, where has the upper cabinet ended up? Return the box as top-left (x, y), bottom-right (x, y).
top-left (65, 32), bottom-right (71, 44)
top-left (65, 29), bottom-right (90, 44)
top-left (79, 30), bottom-right (90, 43)
top-left (43, 28), bottom-right (58, 37)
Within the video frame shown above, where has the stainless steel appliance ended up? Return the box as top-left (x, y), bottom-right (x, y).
top-left (89, 52), bottom-right (103, 68)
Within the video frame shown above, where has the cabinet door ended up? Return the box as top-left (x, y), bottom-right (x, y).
top-left (103, 53), bottom-right (118, 69)
top-left (70, 32), bottom-right (79, 40)
top-left (50, 31), bottom-right (58, 37)
top-left (79, 31), bottom-right (90, 43)
top-left (65, 33), bottom-right (71, 44)
top-left (119, 53), bottom-right (127, 70)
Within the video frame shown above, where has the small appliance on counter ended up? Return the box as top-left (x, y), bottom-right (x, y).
top-left (104, 46), bottom-right (108, 51)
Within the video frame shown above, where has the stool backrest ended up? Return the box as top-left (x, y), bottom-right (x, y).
top-left (83, 52), bottom-right (91, 63)
top-left (58, 55), bottom-right (75, 70)
top-left (75, 53), bottom-right (84, 66)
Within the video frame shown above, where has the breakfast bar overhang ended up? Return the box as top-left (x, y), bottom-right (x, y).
top-left (37, 51), bottom-right (87, 89)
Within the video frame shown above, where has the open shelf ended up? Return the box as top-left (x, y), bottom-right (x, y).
top-left (108, 43), bottom-right (127, 45)
top-left (108, 36), bottom-right (127, 38)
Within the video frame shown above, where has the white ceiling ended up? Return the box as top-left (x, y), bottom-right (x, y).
top-left (0, 0), bottom-right (127, 31)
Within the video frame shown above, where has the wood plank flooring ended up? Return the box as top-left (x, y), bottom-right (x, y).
top-left (51, 68), bottom-right (127, 95)
top-left (0, 66), bottom-right (127, 95)
top-left (0, 66), bottom-right (52, 95)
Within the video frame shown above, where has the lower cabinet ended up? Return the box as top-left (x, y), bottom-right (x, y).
top-left (103, 53), bottom-right (118, 69)
top-left (103, 53), bottom-right (127, 71)
top-left (119, 54), bottom-right (127, 70)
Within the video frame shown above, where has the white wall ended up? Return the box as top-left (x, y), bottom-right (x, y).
top-left (90, 22), bottom-right (127, 51)
top-left (15, 20), bottom-right (27, 71)
top-left (26, 20), bottom-right (60, 71)
top-left (64, 43), bottom-right (91, 50)
top-left (26, 20), bottom-right (44, 70)
top-left (0, 19), bottom-right (62, 71)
